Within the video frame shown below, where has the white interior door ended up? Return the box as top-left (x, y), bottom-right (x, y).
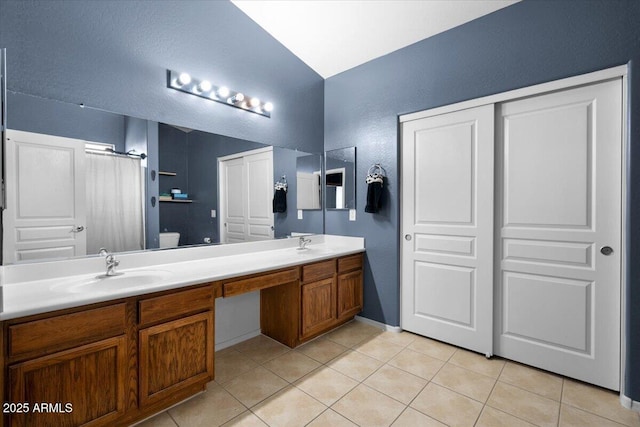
top-left (401, 104), bottom-right (495, 355)
top-left (495, 79), bottom-right (622, 390)
top-left (219, 148), bottom-right (274, 243)
top-left (3, 129), bottom-right (86, 263)
top-left (245, 150), bottom-right (274, 241)
top-left (220, 157), bottom-right (246, 244)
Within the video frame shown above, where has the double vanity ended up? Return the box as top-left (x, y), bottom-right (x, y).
top-left (0, 235), bottom-right (365, 427)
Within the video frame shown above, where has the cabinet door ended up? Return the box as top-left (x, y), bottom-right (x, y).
top-left (139, 311), bottom-right (214, 407)
top-left (301, 278), bottom-right (336, 339)
top-left (337, 270), bottom-right (363, 321)
top-left (8, 336), bottom-right (127, 427)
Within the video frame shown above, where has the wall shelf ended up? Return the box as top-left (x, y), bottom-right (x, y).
top-left (159, 196), bottom-right (192, 203)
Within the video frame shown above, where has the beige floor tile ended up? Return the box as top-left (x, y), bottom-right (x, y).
top-left (296, 337), bottom-right (349, 363)
top-left (499, 361), bottom-right (563, 401)
top-left (376, 330), bottom-right (418, 347)
top-left (215, 350), bottom-right (259, 384)
top-left (410, 382), bottom-right (483, 427)
top-left (559, 404), bottom-right (629, 427)
top-left (263, 351), bottom-right (321, 383)
top-left (432, 363), bottom-right (496, 403)
top-left (231, 335), bottom-right (290, 364)
top-left (332, 384), bottom-right (406, 427)
top-left (487, 381), bottom-right (560, 427)
top-left (294, 366), bottom-right (358, 406)
top-left (134, 411), bottom-right (177, 427)
top-left (252, 386), bottom-right (326, 427)
top-left (364, 364), bottom-right (427, 404)
top-left (353, 335), bottom-right (405, 362)
top-left (328, 349), bottom-right (383, 381)
top-left (407, 336), bottom-right (457, 361)
top-left (562, 379), bottom-right (640, 426)
top-left (325, 320), bottom-right (382, 347)
top-left (475, 406), bottom-right (537, 427)
top-left (388, 348), bottom-right (445, 380)
top-left (169, 383), bottom-right (245, 427)
top-left (448, 349), bottom-right (505, 378)
top-left (221, 411), bottom-right (269, 427)
top-left (306, 409), bottom-right (358, 427)
top-left (391, 407), bottom-right (447, 427)
top-left (222, 366), bottom-right (288, 408)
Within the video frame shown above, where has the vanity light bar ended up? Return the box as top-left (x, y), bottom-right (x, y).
top-left (166, 70), bottom-right (273, 118)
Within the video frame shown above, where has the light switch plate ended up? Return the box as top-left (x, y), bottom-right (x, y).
top-left (211, 209), bottom-right (216, 218)
top-left (298, 209), bottom-right (303, 220)
top-left (349, 209), bottom-right (356, 221)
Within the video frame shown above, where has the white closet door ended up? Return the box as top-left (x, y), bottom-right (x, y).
top-left (3, 130), bottom-right (87, 263)
top-left (220, 157), bottom-right (246, 243)
top-left (495, 79), bottom-right (622, 390)
top-left (401, 104), bottom-right (495, 355)
top-left (245, 150), bottom-right (274, 241)
top-left (219, 148), bottom-right (274, 243)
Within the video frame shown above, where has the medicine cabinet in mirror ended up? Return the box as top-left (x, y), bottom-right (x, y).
top-left (1, 91), bottom-right (324, 264)
top-left (296, 153), bottom-right (322, 210)
top-left (325, 147), bottom-right (356, 210)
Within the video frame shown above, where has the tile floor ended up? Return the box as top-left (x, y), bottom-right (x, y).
top-left (137, 320), bottom-right (640, 427)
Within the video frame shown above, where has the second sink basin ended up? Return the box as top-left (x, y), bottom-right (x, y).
top-left (52, 270), bottom-right (171, 294)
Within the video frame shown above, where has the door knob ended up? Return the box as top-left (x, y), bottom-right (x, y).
top-left (72, 226), bottom-right (84, 233)
top-left (600, 246), bottom-right (613, 256)
top-left (405, 234), bottom-right (412, 241)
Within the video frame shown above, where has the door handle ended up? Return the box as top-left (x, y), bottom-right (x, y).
top-left (600, 246), bottom-right (613, 256)
top-left (405, 234), bottom-right (412, 241)
top-left (72, 226), bottom-right (84, 233)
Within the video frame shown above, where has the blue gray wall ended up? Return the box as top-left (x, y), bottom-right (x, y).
top-left (0, 0), bottom-right (324, 154)
top-left (324, 0), bottom-right (640, 399)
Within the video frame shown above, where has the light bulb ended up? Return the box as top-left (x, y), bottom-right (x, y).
top-left (218, 86), bottom-right (230, 98)
top-left (249, 97), bottom-right (260, 108)
top-left (229, 93), bottom-right (245, 103)
top-left (177, 72), bottom-right (191, 86)
top-left (263, 102), bottom-right (273, 112)
top-left (198, 80), bottom-right (212, 92)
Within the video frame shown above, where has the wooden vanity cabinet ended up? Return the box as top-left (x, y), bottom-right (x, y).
top-left (137, 286), bottom-right (215, 409)
top-left (300, 260), bottom-right (337, 340)
top-left (1, 285), bottom-right (217, 427)
top-left (337, 254), bottom-right (364, 321)
top-left (297, 254), bottom-right (364, 344)
top-left (3, 303), bottom-right (130, 427)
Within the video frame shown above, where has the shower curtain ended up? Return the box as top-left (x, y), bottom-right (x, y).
top-left (86, 153), bottom-right (144, 255)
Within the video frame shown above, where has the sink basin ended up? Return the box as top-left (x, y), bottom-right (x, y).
top-left (51, 270), bottom-right (171, 294)
top-left (294, 246), bottom-right (334, 255)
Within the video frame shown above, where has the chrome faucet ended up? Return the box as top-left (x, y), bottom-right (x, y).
top-left (298, 236), bottom-right (312, 250)
top-left (99, 248), bottom-right (121, 276)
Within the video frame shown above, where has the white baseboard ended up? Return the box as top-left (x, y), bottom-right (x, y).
top-left (215, 329), bottom-right (261, 352)
top-left (355, 315), bottom-right (402, 333)
top-left (620, 393), bottom-right (640, 412)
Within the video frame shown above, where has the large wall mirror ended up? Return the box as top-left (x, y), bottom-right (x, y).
top-left (1, 91), bottom-right (324, 264)
top-left (325, 147), bottom-right (356, 210)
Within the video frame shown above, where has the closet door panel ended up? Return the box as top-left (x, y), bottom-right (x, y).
top-left (496, 78), bottom-right (622, 390)
top-left (401, 104), bottom-right (494, 355)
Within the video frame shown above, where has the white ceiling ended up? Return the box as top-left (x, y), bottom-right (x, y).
top-left (231, 0), bottom-right (519, 79)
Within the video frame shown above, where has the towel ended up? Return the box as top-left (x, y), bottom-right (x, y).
top-left (365, 180), bottom-right (383, 213)
top-left (273, 188), bottom-right (287, 213)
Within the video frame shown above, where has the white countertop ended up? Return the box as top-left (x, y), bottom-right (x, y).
top-left (0, 235), bottom-right (364, 320)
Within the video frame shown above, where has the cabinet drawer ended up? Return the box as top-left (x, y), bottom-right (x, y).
top-left (9, 304), bottom-right (126, 359)
top-left (302, 259), bottom-right (336, 283)
top-left (223, 268), bottom-right (298, 297)
top-left (338, 254), bottom-right (363, 273)
top-left (139, 286), bottom-right (213, 327)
